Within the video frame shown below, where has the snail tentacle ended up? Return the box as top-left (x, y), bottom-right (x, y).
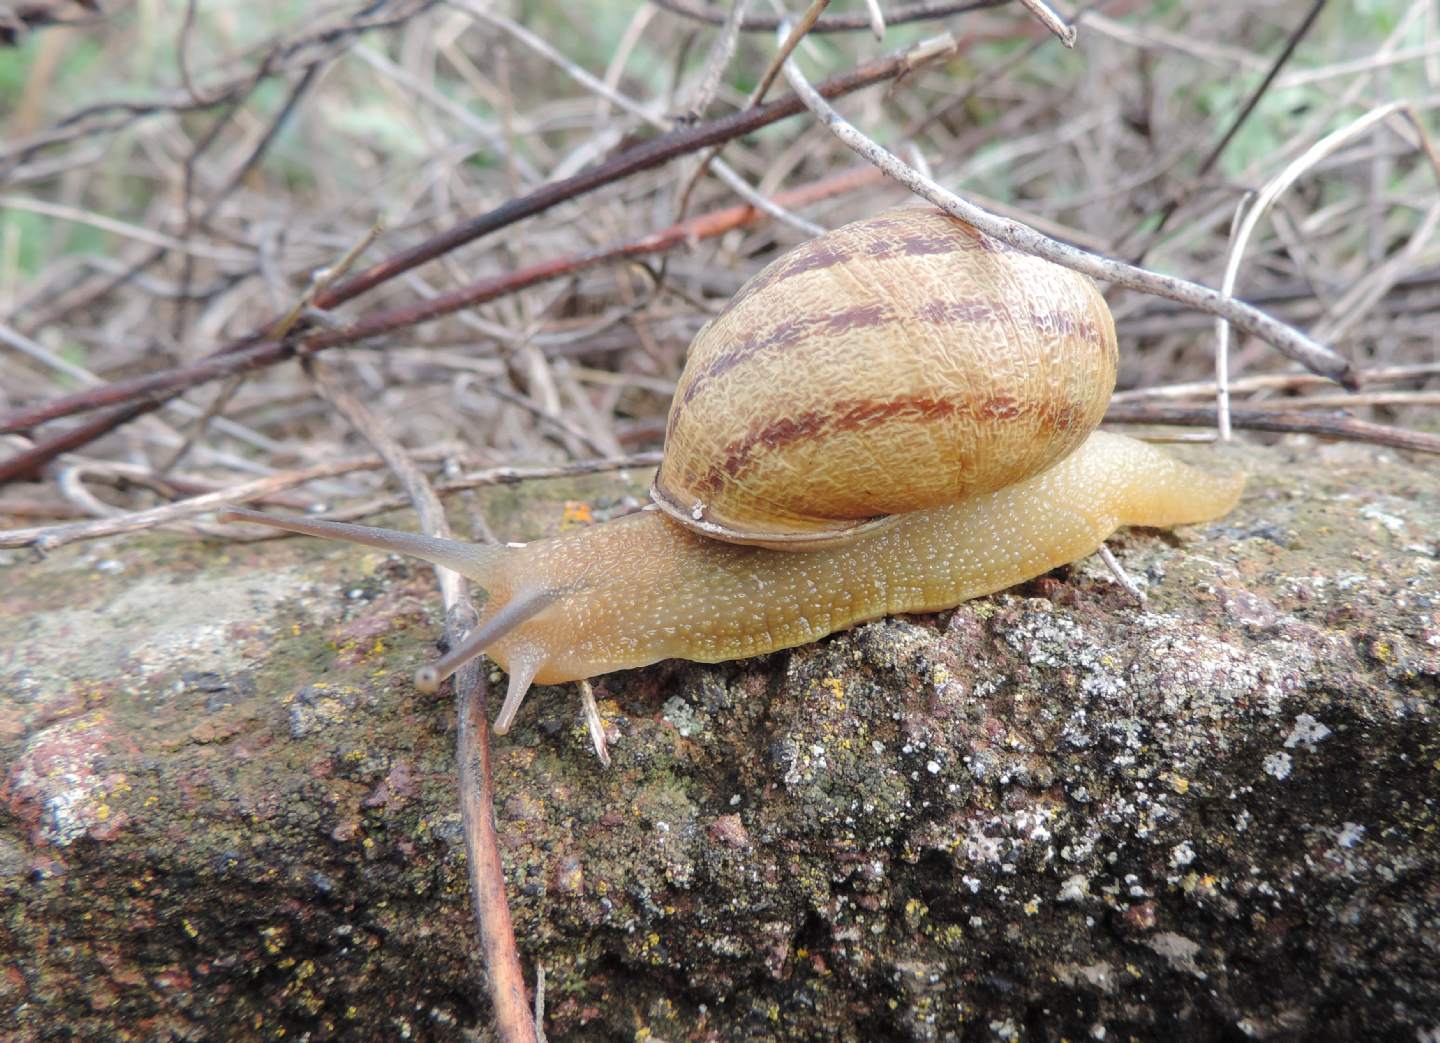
top-left (493, 645), bottom-right (545, 735)
top-left (218, 506), bottom-right (507, 588)
top-left (413, 589), bottom-right (558, 696)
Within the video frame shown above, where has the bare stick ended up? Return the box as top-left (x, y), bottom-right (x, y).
top-left (683, 0), bottom-right (753, 117)
top-left (673, 0), bottom-right (832, 228)
top-left (578, 679), bottom-right (612, 767)
top-left (1214, 391), bottom-right (1440, 412)
top-left (1015, 0), bottom-right (1076, 47)
top-left (456, 647), bottom-right (536, 1043)
top-left (861, 0), bottom-right (885, 39)
top-left (1123, 0), bottom-right (1327, 260)
top-left (305, 359), bottom-right (537, 1043)
top-left (310, 21), bottom-right (919, 314)
top-left (1111, 363), bottom-right (1440, 402)
top-left (777, 30), bottom-right (1357, 389)
top-left (0, 451), bottom-right (661, 550)
top-left (650, 0), bottom-right (1008, 32)
top-left (1213, 102), bottom-right (1440, 438)
top-left (1096, 544), bottom-right (1145, 604)
top-left (0, 39), bottom-right (923, 473)
top-left (463, 1), bottom-right (822, 237)
top-left (153, 223), bottom-right (382, 475)
top-left (1103, 404), bottom-right (1440, 456)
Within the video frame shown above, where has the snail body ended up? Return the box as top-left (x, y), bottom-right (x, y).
top-left (220, 209), bottom-right (1242, 733)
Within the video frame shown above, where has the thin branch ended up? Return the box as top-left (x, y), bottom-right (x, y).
top-left (1015, 0), bottom-right (1076, 47)
top-left (301, 38), bottom-right (919, 316)
top-left (649, 0), bottom-right (1009, 32)
top-left (0, 2), bottom-right (439, 175)
top-left (15, 57), bottom-right (330, 342)
top-left (682, 0), bottom-right (753, 118)
top-left (452, 1), bottom-right (821, 238)
top-left (304, 359), bottom-right (536, 1042)
top-left (862, 0), bottom-right (886, 39)
top-left (0, 196), bottom-right (253, 262)
top-left (673, 0), bottom-right (831, 229)
top-left (1, 40), bottom-right (924, 476)
top-left (0, 451), bottom-right (662, 551)
top-left (1111, 363), bottom-right (1440, 403)
top-left (777, 29), bottom-right (1357, 388)
top-left (1213, 101), bottom-right (1440, 437)
top-left (1211, 391), bottom-right (1440, 412)
top-left (1125, 0), bottom-right (1327, 260)
top-left (1103, 404), bottom-right (1440, 455)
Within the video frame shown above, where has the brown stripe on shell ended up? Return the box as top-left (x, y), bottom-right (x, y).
top-left (680, 303), bottom-right (896, 405)
top-left (862, 230), bottom-right (981, 258)
top-left (781, 242), bottom-right (853, 278)
top-left (915, 299), bottom-right (1002, 324)
top-left (692, 394), bottom-right (959, 494)
top-left (715, 210), bottom-right (998, 321)
top-left (977, 394), bottom-right (1021, 420)
top-left (917, 298), bottom-right (1107, 349)
top-left (715, 241), bottom-right (854, 320)
top-left (688, 391), bottom-right (1097, 496)
top-left (1026, 306), bottom-right (1102, 344)
top-left (687, 294), bottom-right (1103, 418)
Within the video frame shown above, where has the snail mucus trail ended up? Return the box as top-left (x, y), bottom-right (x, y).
top-left (220, 208), bottom-right (1244, 734)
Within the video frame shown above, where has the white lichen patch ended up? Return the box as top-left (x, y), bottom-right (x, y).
top-left (1336, 821), bottom-right (1365, 849)
top-left (1262, 752), bottom-right (1293, 780)
top-left (1282, 713), bottom-right (1332, 751)
top-left (661, 696), bottom-right (703, 738)
top-left (1359, 502), bottom-right (1407, 534)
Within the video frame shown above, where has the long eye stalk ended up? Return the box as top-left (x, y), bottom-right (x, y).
top-left (217, 506), bottom-right (505, 586)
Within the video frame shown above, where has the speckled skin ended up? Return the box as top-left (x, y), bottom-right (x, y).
top-left (490, 431), bottom-right (1240, 684)
top-left (652, 207), bottom-right (1118, 545)
top-left (224, 432), bottom-right (1242, 714)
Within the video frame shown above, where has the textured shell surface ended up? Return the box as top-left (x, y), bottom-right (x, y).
top-left (652, 206), bottom-right (1119, 546)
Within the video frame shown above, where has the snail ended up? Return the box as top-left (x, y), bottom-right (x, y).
top-left (220, 207), bottom-right (1243, 734)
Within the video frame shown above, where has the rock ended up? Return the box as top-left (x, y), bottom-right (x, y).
top-left (1, 441), bottom-right (1437, 1041)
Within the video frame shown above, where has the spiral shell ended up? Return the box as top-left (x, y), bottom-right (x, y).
top-left (650, 207), bottom-right (1119, 548)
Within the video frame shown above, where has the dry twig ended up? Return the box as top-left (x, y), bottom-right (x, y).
top-left (1103, 404), bottom-right (1440, 456)
top-left (776, 25), bottom-right (1357, 388)
top-left (649, 0), bottom-right (1007, 32)
top-left (299, 359), bottom-right (536, 1042)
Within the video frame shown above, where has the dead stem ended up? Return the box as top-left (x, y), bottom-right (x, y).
top-left (304, 358), bottom-right (537, 1042)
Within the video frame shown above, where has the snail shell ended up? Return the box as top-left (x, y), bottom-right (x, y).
top-left (651, 207), bottom-right (1119, 548)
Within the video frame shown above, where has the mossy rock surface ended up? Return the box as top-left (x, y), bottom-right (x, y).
top-left (2, 442), bottom-right (1438, 1041)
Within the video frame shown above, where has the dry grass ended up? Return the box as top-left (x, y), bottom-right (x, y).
top-left (1, 0), bottom-right (1437, 537)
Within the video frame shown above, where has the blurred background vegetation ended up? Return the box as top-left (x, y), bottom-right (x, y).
top-left (0, 0), bottom-right (1435, 529)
